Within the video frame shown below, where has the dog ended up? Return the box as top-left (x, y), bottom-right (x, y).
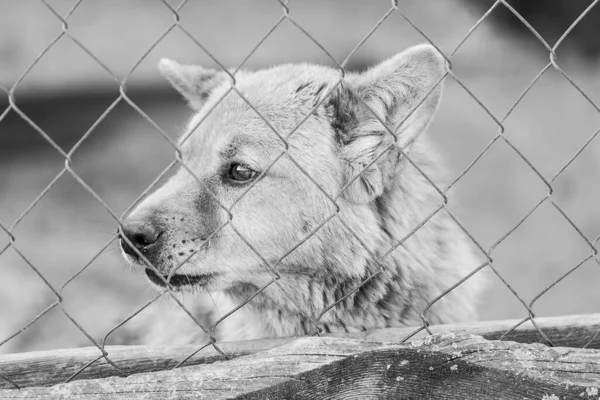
top-left (118, 44), bottom-right (483, 343)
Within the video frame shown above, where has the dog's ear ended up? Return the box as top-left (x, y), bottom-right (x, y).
top-left (158, 59), bottom-right (228, 110)
top-left (329, 44), bottom-right (446, 204)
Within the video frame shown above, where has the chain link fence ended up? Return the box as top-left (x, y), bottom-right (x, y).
top-left (1, 0), bottom-right (600, 389)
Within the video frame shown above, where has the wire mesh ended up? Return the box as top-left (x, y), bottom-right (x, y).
top-left (1, 0), bottom-right (600, 388)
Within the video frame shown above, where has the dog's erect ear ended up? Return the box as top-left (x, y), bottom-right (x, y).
top-left (329, 44), bottom-right (446, 204)
top-left (158, 59), bottom-right (228, 110)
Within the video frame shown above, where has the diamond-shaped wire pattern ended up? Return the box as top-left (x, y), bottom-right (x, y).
top-left (1, 0), bottom-right (599, 388)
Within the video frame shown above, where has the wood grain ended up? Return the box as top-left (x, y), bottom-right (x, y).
top-left (2, 332), bottom-right (600, 399)
top-left (0, 337), bottom-right (296, 390)
top-left (1, 313), bottom-right (599, 393)
top-left (335, 313), bottom-right (600, 349)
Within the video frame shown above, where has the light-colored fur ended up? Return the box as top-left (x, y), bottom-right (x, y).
top-left (119, 44), bottom-right (484, 344)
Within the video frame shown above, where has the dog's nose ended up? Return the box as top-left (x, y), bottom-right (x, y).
top-left (119, 220), bottom-right (163, 257)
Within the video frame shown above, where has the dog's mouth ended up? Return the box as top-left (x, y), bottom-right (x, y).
top-left (144, 268), bottom-right (215, 288)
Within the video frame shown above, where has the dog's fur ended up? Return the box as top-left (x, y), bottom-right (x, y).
top-left (119, 44), bottom-right (483, 343)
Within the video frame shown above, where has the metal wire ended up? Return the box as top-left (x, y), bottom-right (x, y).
top-left (0, 0), bottom-right (599, 388)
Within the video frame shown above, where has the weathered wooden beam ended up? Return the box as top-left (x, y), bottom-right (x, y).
top-left (1, 313), bottom-right (599, 390)
top-left (0, 337), bottom-right (296, 390)
top-left (335, 313), bottom-right (600, 349)
top-left (2, 332), bottom-right (600, 399)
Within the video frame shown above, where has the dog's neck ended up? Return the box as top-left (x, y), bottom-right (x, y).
top-left (222, 257), bottom-right (424, 338)
top-left (222, 216), bottom-right (426, 338)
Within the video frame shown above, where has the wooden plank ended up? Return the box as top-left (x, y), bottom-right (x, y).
top-left (2, 332), bottom-right (600, 399)
top-left (0, 337), bottom-right (295, 390)
top-left (335, 313), bottom-right (600, 349)
top-left (1, 313), bottom-right (599, 390)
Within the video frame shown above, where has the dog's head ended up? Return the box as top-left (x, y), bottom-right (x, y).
top-left (119, 44), bottom-right (446, 293)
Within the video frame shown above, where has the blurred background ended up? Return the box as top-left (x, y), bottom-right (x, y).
top-left (1, 0), bottom-right (600, 354)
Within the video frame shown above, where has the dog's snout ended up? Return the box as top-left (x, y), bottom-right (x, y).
top-left (120, 219), bottom-right (163, 257)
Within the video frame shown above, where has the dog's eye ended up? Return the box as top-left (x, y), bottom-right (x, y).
top-left (228, 163), bottom-right (258, 182)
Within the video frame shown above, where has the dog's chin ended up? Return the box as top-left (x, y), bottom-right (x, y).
top-left (144, 268), bottom-right (217, 291)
